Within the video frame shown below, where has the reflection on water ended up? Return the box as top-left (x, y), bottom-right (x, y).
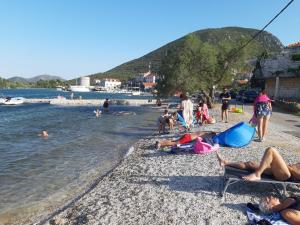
top-left (0, 103), bottom-right (159, 224)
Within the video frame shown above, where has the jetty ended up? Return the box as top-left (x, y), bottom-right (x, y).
top-left (24, 98), bottom-right (156, 106)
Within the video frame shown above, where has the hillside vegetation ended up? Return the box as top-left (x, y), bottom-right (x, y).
top-left (90, 27), bottom-right (283, 81)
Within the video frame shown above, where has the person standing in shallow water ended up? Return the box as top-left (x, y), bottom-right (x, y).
top-left (219, 88), bottom-right (231, 123)
top-left (103, 98), bottom-right (109, 112)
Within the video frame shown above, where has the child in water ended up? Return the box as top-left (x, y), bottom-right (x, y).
top-left (94, 109), bottom-right (102, 117)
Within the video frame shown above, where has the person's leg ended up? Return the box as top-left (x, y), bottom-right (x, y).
top-left (243, 147), bottom-right (291, 181)
top-left (280, 209), bottom-right (300, 225)
top-left (225, 109), bottom-right (229, 122)
top-left (157, 139), bottom-right (177, 148)
top-left (216, 152), bottom-right (259, 170)
top-left (221, 109), bottom-right (225, 122)
top-left (262, 115), bottom-right (270, 139)
top-left (257, 116), bottom-right (263, 140)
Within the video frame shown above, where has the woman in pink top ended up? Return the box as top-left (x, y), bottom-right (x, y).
top-left (254, 90), bottom-right (272, 142)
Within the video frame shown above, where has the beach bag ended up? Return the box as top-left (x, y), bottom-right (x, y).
top-left (249, 114), bottom-right (257, 127)
top-left (193, 137), bottom-right (219, 154)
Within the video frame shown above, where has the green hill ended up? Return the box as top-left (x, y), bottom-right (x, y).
top-left (89, 27), bottom-right (283, 81)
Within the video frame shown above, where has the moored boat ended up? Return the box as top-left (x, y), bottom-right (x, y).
top-left (69, 85), bottom-right (90, 92)
top-left (1, 97), bottom-right (25, 105)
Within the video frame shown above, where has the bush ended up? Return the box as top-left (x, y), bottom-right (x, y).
top-left (291, 54), bottom-right (300, 61)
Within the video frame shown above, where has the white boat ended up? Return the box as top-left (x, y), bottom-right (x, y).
top-left (1, 97), bottom-right (25, 105)
top-left (69, 85), bottom-right (90, 92)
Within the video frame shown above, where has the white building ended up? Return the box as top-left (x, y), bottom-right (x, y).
top-left (144, 73), bottom-right (156, 83)
top-left (79, 76), bottom-right (90, 87)
top-left (100, 78), bottom-right (121, 90)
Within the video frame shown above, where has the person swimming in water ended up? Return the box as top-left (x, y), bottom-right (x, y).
top-left (38, 130), bottom-right (49, 138)
top-left (94, 109), bottom-right (102, 117)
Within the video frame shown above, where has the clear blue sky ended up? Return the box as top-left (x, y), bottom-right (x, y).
top-left (0, 0), bottom-right (299, 79)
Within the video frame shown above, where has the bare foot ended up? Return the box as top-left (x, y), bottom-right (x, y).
top-left (216, 152), bottom-right (228, 168)
top-left (242, 173), bottom-right (261, 181)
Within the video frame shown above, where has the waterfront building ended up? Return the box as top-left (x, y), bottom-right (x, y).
top-left (99, 78), bottom-right (121, 90)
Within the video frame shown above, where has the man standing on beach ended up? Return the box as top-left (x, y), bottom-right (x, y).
top-left (220, 88), bottom-right (231, 123)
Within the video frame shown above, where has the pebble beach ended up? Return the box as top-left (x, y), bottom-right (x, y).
top-left (30, 107), bottom-right (300, 225)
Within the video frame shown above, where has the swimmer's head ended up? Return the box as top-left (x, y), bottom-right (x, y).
top-left (42, 130), bottom-right (48, 137)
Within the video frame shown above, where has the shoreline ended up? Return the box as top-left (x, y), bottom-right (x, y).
top-left (34, 143), bottom-right (140, 225)
top-left (30, 107), bottom-right (300, 225)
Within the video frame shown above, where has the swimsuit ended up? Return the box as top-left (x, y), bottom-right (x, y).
top-left (255, 102), bottom-right (271, 117)
top-left (178, 133), bottom-right (192, 145)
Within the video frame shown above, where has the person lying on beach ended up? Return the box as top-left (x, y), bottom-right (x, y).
top-left (258, 195), bottom-right (300, 224)
top-left (217, 147), bottom-right (300, 181)
top-left (155, 131), bottom-right (216, 149)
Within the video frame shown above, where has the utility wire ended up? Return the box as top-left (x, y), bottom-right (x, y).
top-left (227, 0), bottom-right (294, 63)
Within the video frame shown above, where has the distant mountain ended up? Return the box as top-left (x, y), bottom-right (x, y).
top-left (8, 76), bottom-right (29, 83)
top-left (89, 26), bottom-right (284, 80)
top-left (27, 75), bottom-right (65, 82)
top-left (8, 75), bottom-right (65, 83)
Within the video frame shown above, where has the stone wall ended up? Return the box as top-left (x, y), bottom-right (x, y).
top-left (261, 47), bottom-right (300, 78)
top-left (266, 77), bottom-right (300, 99)
top-left (274, 99), bottom-right (300, 113)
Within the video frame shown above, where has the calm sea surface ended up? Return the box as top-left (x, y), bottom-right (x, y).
top-left (0, 89), bottom-right (159, 224)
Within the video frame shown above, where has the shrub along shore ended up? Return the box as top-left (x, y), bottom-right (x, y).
top-left (30, 107), bottom-right (300, 225)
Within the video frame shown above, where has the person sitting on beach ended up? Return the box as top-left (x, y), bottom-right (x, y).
top-left (196, 100), bottom-right (210, 125)
top-left (157, 109), bottom-right (170, 134)
top-left (167, 112), bottom-right (177, 132)
top-left (256, 195), bottom-right (300, 224)
top-left (38, 130), bottom-right (49, 138)
top-left (216, 147), bottom-right (300, 182)
top-left (155, 131), bottom-right (217, 149)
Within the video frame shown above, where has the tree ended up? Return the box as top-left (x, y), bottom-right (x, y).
top-left (158, 35), bottom-right (245, 97)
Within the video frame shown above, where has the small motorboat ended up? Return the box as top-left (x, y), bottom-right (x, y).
top-left (2, 97), bottom-right (25, 105)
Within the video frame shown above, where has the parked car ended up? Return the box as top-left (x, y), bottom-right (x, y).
top-left (242, 90), bottom-right (259, 103)
top-left (236, 90), bottom-right (246, 102)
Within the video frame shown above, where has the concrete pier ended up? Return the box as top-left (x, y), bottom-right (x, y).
top-left (24, 98), bottom-right (155, 106)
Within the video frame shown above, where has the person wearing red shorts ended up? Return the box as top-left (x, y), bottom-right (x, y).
top-left (155, 131), bottom-right (216, 149)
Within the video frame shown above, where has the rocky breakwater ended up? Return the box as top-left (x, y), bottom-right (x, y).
top-left (25, 99), bottom-right (155, 106)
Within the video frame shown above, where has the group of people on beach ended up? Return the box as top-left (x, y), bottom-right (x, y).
top-left (155, 89), bottom-right (300, 224)
top-left (157, 93), bottom-right (216, 134)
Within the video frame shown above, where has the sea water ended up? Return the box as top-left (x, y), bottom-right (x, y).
top-left (0, 89), bottom-right (160, 224)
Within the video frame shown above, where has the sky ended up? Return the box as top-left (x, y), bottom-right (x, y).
top-left (0, 0), bottom-right (299, 80)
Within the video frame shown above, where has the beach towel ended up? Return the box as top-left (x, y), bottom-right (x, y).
top-left (193, 137), bottom-right (219, 154)
top-left (181, 99), bottom-right (194, 127)
top-left (246, 209), bottom-right (289, 225)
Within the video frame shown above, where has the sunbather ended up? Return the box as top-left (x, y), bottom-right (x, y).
top-left (155, 131), bottom-right (216, 149)
top-left (217, 147), bottom-right (300, 181)
top-left (258, 195), bottom-right (300, 224)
